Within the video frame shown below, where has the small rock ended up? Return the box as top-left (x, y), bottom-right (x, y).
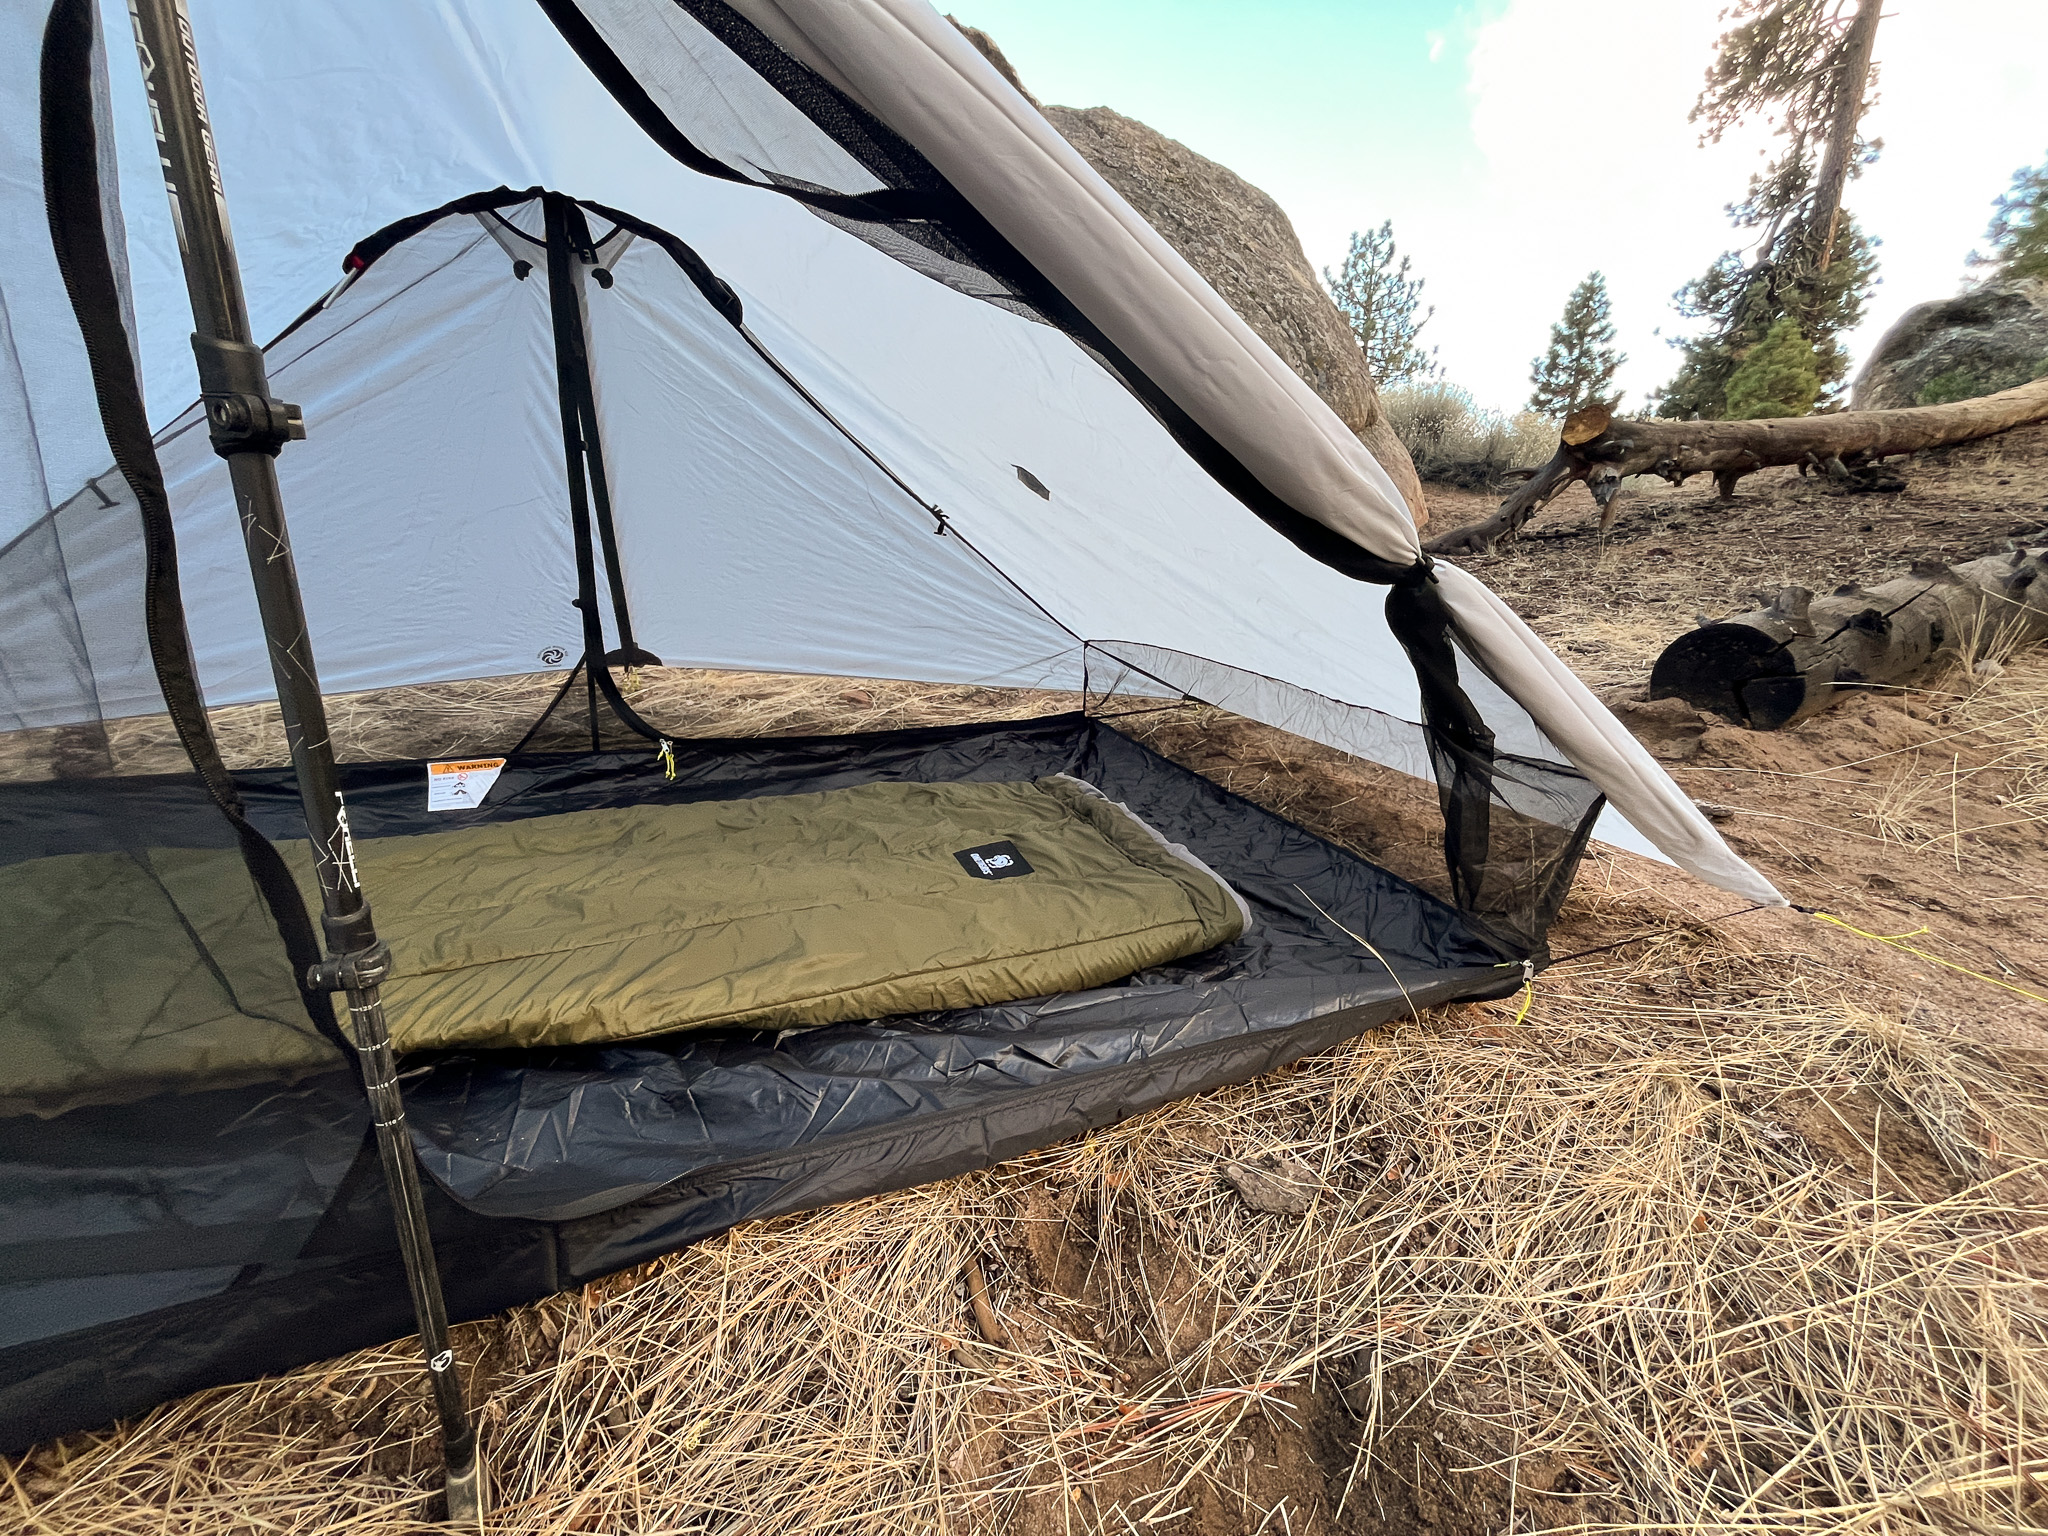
top-left (1974, 659), bottom-right (2005, 679)
top-left (1220, 1153), bottom-right (1323, 1215)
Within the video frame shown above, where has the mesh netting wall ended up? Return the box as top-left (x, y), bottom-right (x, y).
top-left (1087, 641), bottom-right (1603, 958)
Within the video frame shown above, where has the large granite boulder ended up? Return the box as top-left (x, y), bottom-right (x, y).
top-left (950, 22), bottom-right (1428, 527)
top-left (1849, 278), bottom-right (2048, 410)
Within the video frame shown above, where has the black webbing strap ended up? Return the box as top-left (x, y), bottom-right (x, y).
top-left (39, 0), bottom-right (344, 1051)
top-left (557, 200), bottom-right (653, 669)
top-left (541, 193), bottom-right (665, 743)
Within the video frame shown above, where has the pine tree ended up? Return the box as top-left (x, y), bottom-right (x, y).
top-left (1723, 315), bottom-right (1822, 419)
top-left (1973, 153), bottom-right (2048, 282)
top-left (1324, 221), bottom-right (1437, 387)
top-left (1658, 0), bottom-right (1883, 417)
top-left (1528, 272), bottom-right (1624, 417)
top-left (1657, 221), bottom-right (1877, 418)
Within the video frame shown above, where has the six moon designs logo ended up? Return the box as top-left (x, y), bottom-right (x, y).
top-left (954, 841), bottom-right (1034, 879)
top-left (538, 647), bottom-right (566, 666)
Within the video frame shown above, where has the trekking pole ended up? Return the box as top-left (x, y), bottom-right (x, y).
top-left (121, 2), bottom-right (483, 1522)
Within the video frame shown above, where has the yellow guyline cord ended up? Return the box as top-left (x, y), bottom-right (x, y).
top-left (1807, 911), bottom-right (2048, 1006)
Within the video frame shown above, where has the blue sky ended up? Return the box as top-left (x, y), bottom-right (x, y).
top-left (949, 0), bottom-right (2048, 414)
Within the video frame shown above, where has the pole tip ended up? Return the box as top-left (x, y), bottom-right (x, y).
top-left (443, 1451), bottom-right (486, 1528)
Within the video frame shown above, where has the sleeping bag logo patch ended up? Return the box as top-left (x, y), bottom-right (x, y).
top-left (956, 841), bottom-right (1033, 879)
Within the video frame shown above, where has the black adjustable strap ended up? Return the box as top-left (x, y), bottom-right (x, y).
top-left (40, 0), bottom-right (344, 1052)
top-left (541, 193), bottom-right (665, 744)
top-left (556, 200), bottom-right (657, 671)
top-left (1386, 563), bottom-right (1497, 917)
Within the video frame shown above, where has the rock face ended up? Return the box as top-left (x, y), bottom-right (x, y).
top-left (948, 22), bottom-right (1428, 527)
top-left (1849, 279), bottom-right (2048, 410)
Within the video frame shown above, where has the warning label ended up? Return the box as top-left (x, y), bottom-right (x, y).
top-left (427, 757), bottom-right (506, 812)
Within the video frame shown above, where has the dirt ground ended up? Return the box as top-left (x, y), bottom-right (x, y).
top-left (1420, 419), bottom-right (2048, 1043)
top-left (10, 427), bottom-right (2048, 1536)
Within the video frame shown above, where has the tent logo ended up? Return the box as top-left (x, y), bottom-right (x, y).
top-left (538, 647), bottom-right (566, 666)
top-left (955, 841), bottom-right (1033, 880)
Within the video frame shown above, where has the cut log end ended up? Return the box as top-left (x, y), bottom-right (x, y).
top-left (1650, 547), bottom-right (2048, 730)
top-left (1650, 623), bottom-right (1824, 731)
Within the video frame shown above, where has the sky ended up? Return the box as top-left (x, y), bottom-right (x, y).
top-left (946, 0), bottom-right (2048, 415)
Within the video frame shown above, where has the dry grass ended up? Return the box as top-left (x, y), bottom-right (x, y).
top-left (0, 668), bottom-right (1083, 783)
top-left (1849, 629), bottom-right (2048, 859)
top-left (14, 934), bottom-right (2047, 1534)
top-left (9, 663), bottom-right (2048, 1534)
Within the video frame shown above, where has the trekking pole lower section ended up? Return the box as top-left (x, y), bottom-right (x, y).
top-left (310, 941), bottom-right (485, 1524)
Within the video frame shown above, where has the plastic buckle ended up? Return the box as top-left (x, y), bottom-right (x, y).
top-left (191, 333), bottom-right (306, 458)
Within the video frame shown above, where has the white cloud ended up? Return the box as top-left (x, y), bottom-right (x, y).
top-left (1432, 0), bottom-right (2048, 413)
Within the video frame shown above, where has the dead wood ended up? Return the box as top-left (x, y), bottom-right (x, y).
top-left (962, 1255), bottom-right (1013, 1351)
top-left (1649, 546), bottom-right (2048, 729)
top-left (1424, 377), bottom-right (2048, 557)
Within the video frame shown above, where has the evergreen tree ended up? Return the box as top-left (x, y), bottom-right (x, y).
top-left (1324, 221), bottom-right (1438, 386)
top-left (1723, 315), bottom-right (1822, 419)
top-left (1658, 0), bottom-right (1883, 417)
top-left (1972, 153), bottom-right (2048, 282)
top-left (1657, 220), bottom-right (1877, 418)
top-left (1528, 272), bottom-right (1625, 417)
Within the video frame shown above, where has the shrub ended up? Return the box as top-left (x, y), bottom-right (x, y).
top-left (1915, 355), bottom-right (2048, 406)
top-left (1382, 382), bottom-right (1557, 489)
top-left (1723, 315), bottom-right (1822, 419)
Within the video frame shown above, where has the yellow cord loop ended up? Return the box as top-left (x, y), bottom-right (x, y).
top-left (1809, 912), bottom-right (2048, 1006)
top-left (656, 738), bottom-right (677, 781)
top-left (1495, 957), bottom-right (1537, 1025)
top-left (1511, 978), bottom-right (1534, 1026)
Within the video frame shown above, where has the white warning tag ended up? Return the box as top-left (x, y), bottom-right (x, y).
top-left (427, 757), bottom-right (505, 812)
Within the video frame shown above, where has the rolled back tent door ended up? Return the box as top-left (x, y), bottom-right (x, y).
top-left (0, 0), bottom-right (1783, 1456)
top-left (537, 0), bottom-right (1783, 914)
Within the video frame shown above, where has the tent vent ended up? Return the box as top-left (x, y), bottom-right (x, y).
top-left (1014, 465), bottom-right (1050, 499)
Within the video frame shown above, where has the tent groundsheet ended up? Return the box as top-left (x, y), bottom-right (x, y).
top-left (0, 714), bottom-right (1517, 1446)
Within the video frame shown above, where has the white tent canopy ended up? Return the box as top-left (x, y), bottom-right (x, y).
top-left (0, 0), bottom-right (1780, 908)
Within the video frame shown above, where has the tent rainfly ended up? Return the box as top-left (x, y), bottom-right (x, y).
top-left (0, 0), bottom-right (1784, 1499)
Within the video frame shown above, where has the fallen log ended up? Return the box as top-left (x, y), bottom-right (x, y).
top-left (1424, 376), bottom-right (2048, 557)
top-left (1647, 546), bottom-right (2048, 729)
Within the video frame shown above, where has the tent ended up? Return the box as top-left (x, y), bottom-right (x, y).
top-left (0, 0), bottom-right (1782, 1482)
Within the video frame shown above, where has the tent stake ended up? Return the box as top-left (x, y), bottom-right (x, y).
top-left (121, 1), bottom-right (483, 1523)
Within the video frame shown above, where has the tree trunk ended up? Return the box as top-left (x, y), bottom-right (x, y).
top-left (1423, 377), bottom-right (2048, 557)
top-left (1647, 546), bottom-right (2048, 729)
top-left (1809, 0), bottom-right (1882, 272)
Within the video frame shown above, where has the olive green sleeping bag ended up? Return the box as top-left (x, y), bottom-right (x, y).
top-left (334, 775), bottom-right (1246, 1050)
top-left (0, 776), bottom-right (1246, 1112)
